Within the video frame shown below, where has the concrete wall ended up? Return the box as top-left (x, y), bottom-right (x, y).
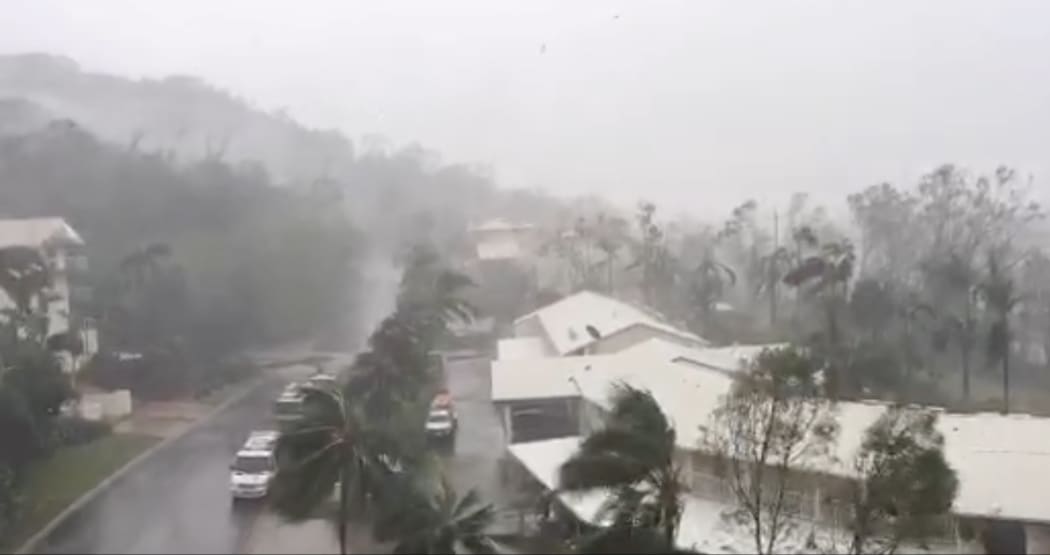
top-left (78, 390), bottom-right (133, 421)
top-left (1026, 523), bottom-right (1050, 554)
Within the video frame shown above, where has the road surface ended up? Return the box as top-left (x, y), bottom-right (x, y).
top-left (31, 371), bottom-right (299, 554)
top-left (244, 354), bottom-right (518, 553)
top-left (32, 355), bottom-right (513, 554)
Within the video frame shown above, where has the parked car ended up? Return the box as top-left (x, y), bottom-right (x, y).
top-left (230, 430), bottom-right (279, 500)
top-left (425, 390), bottom-right (458, 443)
top-left (273, 384), bottom-right (304, 429)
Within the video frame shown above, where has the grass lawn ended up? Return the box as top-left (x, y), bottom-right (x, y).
top-left (2, 433), bottom-right (159, 550)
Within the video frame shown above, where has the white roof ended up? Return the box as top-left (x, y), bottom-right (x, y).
top-left (0, 217), bottom-right (84, 249)
top-left (491, 338), bottom-right (759, 415)
top-left (470, 218), bottom-right (534, 233)
top-left (491, 355), bottom-right (604, 402)
top-left (509, 437), bottom-right (816, 554)
top-left (938, 411), bottom-right (1050, 523)
top-left (514, 290), bottom-right (707, 356)
top-left (236, 449), bottom-right (274, 458)
top-left (496, 337), bottom-right (552, 361)
top-left (244, 430), bottom-right (280, 450)
top-left (476, 237), bottom-right (523, 260)
top-left (505, 335), bottom-right (1050, 523)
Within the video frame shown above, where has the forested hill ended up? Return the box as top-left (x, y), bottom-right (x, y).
top-left (0, 53), bottom-right (348, 183)
top-left (0, 52), bottom-right (570, 242)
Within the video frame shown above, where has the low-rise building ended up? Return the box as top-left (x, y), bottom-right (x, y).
top-left (499, 335), bottom-right (1050, 553)
top-left (0, 217), bottom-right (98, 371)
top-left (511, 289), bottom-right (708, 357)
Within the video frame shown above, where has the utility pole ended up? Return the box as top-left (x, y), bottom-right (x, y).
top-left (769, 209), bottom-right (780, 326)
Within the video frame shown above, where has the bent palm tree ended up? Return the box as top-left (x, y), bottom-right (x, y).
top-left (685, 251), bottom-right (737, 335)
top-left (270, 385), bottom-right (402, 555)
top-left (559, 384), bottom-right (683, 548)
top-left (374, 473), bottom-right (498, 554)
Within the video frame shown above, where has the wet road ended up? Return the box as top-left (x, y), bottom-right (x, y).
top-left (244, 354), bottom-right (514, 553)
top-left (33, 373), bottom-right (296, 554)
top-left (32, 356), bottom-right (510, 554)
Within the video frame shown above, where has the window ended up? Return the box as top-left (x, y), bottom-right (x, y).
top-left (690, 470), bottom-right (731, 501)
top-left (781, 489), bottom-right (816, 521)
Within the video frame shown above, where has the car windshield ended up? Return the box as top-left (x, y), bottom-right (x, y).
top-left (274, 400), bottom-right (300, 415)
top-left (233, 455), bottom-right (272, 473)
top-left (428, 411), bottom-right (451, 423)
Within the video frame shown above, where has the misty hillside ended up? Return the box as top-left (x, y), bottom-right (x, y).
top-left (0, 53), bottom-right (348, 183)
top-left (0, 52), bottom-right (577, 243)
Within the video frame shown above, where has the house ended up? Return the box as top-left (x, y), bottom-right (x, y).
top-left (491, 290), bottom-right (713, 444)
top-left (468, 218), bottom-right (538, 262)
top-left (511, 290), bottom-right (708, 357)
top-left (500, 336), bottom-right (1050, 553)
top-left (0, 217), bottom-right (98, 371)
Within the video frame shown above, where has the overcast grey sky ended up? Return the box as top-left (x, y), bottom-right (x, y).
top-left (1, 0), bottom-right (1048, 218)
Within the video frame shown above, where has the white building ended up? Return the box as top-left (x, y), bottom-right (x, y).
top-left (0, 217), bottom-right (98, 371)
top-left (510, 289), bottom-right (708, 357)
top-left (497, 334), bottom-right (1050, 553)
top-left (468, 218), bottom-right (538, 262)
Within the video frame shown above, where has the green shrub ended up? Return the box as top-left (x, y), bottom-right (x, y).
top-left (0, 463), bottom-right (21, 542)
top-left (52, 417), bottom-right (112, 447)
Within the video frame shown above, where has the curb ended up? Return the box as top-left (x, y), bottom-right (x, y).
top-left (15, 374), bottom-right (271, 555)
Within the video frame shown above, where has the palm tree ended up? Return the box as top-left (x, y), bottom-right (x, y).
top-left (978, 250), bottom-right (1023, 413)
top-left (373, 473), bottom-right (498, 554)
top-left (922, 251), bottom-right (979, 402)
top-left (685, 250), bottom-right (737, 336)
top-left (783, 239), bottom-right (855, 395)
top-left (559, 384), bottom-right (683, 548)
top-left (270, 385), bottom-right (403, 555)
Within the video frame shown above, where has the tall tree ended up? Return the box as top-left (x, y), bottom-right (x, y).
top-left (921, 251), bottom-right (980, 402)
top-left (783, 239), bottom-right (856, 395)
top-left (630, 202), bottom-right (678, 314)
top-left (270, 385), bottom-right (403, 555)
top-left (702, 347), bottom-right (838, 555)
top-left (978, 249), bottom-right (1023, 413)
top-left (559, 385), bottom-right (684, 548)
top-left (834, 407), bottom-right (958, 555)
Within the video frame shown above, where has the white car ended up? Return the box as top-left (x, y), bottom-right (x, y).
top-left (273, 389), bottom-right (304, 426)
top-left (230, 431), bottom-right (279, 499)
top-left (425, 408), bottom-right (458, 439)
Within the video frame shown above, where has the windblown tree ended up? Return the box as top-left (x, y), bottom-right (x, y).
top-left (373, 473), bottom-right (498, 555)
top-left (920, 251), bottom-right (980, 403)
top-left (702, 347), bottom-right (839, 555)
top-left (629, 202), bottom-right (678, 315)
top-left (1019, 249), bottom-right (1050, 372)
top-left (978, 249), bottom-right (1024, 413)
top-left (559, 385), bottom-right (684, 549)
top-left (270, 385), bottom-right (404, 555)
top-left (683, 248), bottom-right (737, 339)
top-left (831, 407), bottom-right (958, 555)
top-left (783, 239), bottom-right (855, 396)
